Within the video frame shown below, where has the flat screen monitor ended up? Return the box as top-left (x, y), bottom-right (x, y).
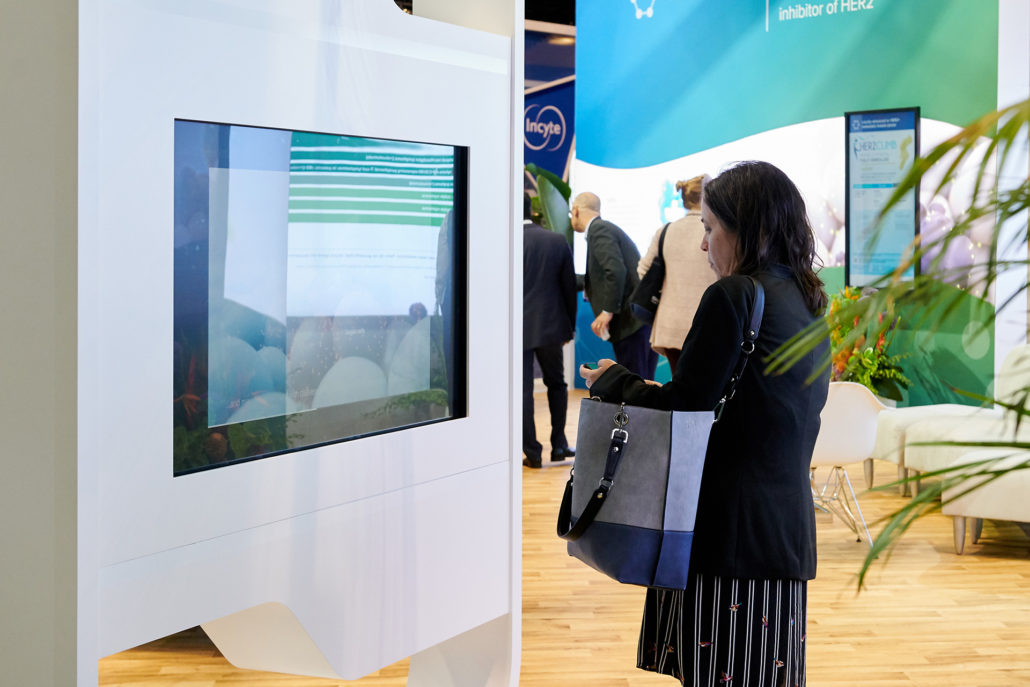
top-left (173, 120), bottom-right (468, 475)
top-left (844, 107), bottom-right (920, 287)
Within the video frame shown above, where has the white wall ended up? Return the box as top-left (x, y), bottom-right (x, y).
top-left (0, 1), bottom-right (79, 685)
top-left (414, 0), bottom-right (515, 35)
top-left (994, 0), bottom-right (1030, 370)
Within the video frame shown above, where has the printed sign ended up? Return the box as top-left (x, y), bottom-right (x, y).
top-left (845, 107), bottom-right (920, 287)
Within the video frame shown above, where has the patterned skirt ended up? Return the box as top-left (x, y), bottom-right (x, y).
top-left (637, 574), bottom-right (807, 687)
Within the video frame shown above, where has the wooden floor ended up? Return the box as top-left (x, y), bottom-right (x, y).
top-left (100, 389), bottom-right (1030, 686)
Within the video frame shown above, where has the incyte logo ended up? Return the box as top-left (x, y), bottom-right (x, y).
top-left (631, 0), bottom-right (655, 19)
top-left (524, 104), bottom-right (567, 152)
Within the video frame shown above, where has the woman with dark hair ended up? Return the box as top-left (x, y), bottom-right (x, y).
top-left (581, 161), bottom-right (829, 686)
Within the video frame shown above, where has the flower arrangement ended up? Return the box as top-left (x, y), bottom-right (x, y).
top-left (828, 287), bottom-right (911, 402)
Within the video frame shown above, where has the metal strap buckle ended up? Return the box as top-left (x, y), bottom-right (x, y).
top-left (714, 396), bottom-right (728, 423)
top-left (610, 402), bottom-right (630, 442)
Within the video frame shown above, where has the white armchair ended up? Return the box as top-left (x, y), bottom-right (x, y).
top-left (870, 343), bottom-right (1030, 495)
top-left (941, 448), bottom-right (1030, 554)
top-left (900, 412), bottom-right (1030, 496)
top-left (810, 381), bottom-right (888, 545)
top-left (871, 402), bottom-right (983, 495)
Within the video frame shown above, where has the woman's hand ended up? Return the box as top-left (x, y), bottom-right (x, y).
top-left (579, 358), bottom-right (616, 389)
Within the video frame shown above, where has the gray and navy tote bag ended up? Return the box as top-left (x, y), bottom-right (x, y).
top-left (556, 277), bottom-right (764, 590)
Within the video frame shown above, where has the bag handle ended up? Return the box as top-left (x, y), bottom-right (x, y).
top-left (557, 403), bottom-right (629, 541)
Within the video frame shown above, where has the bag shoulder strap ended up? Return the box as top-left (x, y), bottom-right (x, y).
top-left (713, 276), bottom-right (765, 422)
top-left (656, 222), bottom-right (670, 259)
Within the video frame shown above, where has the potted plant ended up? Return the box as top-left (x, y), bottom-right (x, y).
top-left (525, 162), bottom-right (573, 246)
top-left (827, 287), bottom-right (911, 404)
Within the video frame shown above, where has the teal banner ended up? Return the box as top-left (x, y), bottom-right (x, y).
top-left (577, 0), bottom-right (998, 168)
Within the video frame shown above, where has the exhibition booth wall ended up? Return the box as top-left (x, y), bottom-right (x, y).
top-left (3, 1), bottom-right (524, 685)
top-left (572, 0), bottom-right (1030, 400)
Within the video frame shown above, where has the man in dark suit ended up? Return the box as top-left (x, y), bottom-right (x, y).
top-left (570, 192), bottom-right (657, 379)
top-left (523, 194), bottom-right (577, 469)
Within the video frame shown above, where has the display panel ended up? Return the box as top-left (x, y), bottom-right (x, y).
top-left (845, 107), bottom-right (920, 287)
top-left (173, 120), bottom-right (467, 474)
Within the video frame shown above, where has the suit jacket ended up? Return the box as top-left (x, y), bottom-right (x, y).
top-left (590, 266), bottom-right (829, 580)
top-left (581, 218), bottom-right (644, 343)
top-left (523, 221), bottom-right (577, 350)
top-left (637, 212), bottom-right (714, 351)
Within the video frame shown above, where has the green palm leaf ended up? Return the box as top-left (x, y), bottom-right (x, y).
top-left (768, 98), bottom-right (1030, 587)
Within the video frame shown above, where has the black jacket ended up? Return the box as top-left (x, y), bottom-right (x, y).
top-left (590, 266), bottom-right (828, 580)
top-left (523, 221), bottom-right (577, 350)
top-left (580, 218), bottom-right (644, 343)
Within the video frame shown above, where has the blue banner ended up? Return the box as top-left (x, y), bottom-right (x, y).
top-left (524, 78), bottom-right (575, 183)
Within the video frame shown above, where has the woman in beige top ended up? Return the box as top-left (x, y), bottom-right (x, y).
top-left (637, 175), bottom-right (714, 373)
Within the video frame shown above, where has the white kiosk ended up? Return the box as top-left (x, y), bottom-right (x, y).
top-left (2, 1), bottom-right (524, 685)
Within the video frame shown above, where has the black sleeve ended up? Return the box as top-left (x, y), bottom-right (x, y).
top-left (590, 279), bottom-right (749, 411)
top-left (587, 225), bottom-right (627, 313)
top-left (559, 243), bottom-right (577, 332)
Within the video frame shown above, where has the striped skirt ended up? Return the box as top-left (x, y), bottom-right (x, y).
top-left (637, 574), bottom-right (807, 687)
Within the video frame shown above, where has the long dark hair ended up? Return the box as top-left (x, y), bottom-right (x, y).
top-left (703, 161), bottom-right (827, 314)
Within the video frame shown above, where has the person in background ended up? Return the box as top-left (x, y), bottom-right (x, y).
top-left (637, 175), bottom-right (714, 374)
top-left (522, 193), bottom-right (577, 469)
top-left (570, 191), bottom-right (657, 379)
top-left (580, 162), bottom-right (829, 686)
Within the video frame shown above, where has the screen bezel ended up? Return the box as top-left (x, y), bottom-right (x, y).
top-left (173, 118), bottom-right (469, 476)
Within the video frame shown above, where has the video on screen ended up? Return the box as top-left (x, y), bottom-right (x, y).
top-left (173, 120), bottom-right (467, 474)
